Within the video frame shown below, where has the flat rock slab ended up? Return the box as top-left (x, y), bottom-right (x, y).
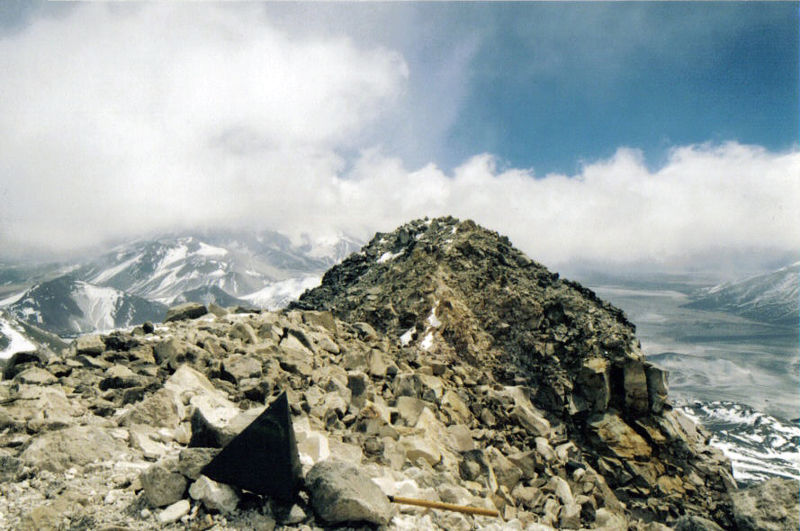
top-left (306, 459), bottom-right (393, 526)
top-left (165, 302), bottom-right (208, 323)
top-left (20, 425), bottom-right (129, 472)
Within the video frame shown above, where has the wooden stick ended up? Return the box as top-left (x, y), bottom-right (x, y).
top-left (387, 495), bottom-right (500, 517)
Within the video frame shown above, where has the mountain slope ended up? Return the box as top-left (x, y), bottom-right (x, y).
top-left (0, 310), bottom-right (68, 362)
top-left (6, 275), bottom-right (166, 337)
top-left (74, 231), bottom-right (359, 306)
top-left (293, 216), bottom-right (737, 525)
top-left (684, 262), bottom-right (799, 326)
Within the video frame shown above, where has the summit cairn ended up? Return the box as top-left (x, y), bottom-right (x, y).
top-left (293, 216), bottom-right (737, 526)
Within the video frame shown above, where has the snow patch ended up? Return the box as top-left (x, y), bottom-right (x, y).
top-left (427, 302), bottom-right (441, 328)
top-left (195, 242), bottom-right (229, 257)
top-left (0, 316), bottom-right (37, 360)
top-left (242, 276), bottom-right (321, 310)
top-left (0, 291), bottom-right (25, 307)
top-left (161, 244), bottom-right (189, 267)
top-left (377, 250), bottom-right (403, 264)
top-left (420, 332), bottom-right (434, 351)
top-left (72, 282), bottom-right (122, 332)
top-left (400, 327), bottom-right (415, 347)
top-left (90, 254), bottom-right (141, 284)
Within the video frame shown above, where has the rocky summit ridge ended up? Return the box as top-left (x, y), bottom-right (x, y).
top-left (0, 217), bottom-right (797, 530)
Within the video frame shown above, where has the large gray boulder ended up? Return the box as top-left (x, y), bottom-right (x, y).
top-left (305, 459), bottom-right (393, 526)
top-left (731, 478), bottom-right (800, 531)
top-left (20, 425), bottom-right (129, 472)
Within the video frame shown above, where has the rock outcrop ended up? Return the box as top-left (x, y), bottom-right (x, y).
top-left (293, 216), bottom-right (739, 526)
top-left (0, 217), bottom-right (794, 530)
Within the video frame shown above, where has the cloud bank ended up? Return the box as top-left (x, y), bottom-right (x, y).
top-left (0, 4), bottom-right (797, 271)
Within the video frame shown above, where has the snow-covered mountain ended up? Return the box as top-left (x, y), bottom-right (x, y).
top-left (684, 262), bottom-right (799, 326)
top-left (5, 276), bottom-right (166, 337)
top-left (0, 229), bottom-right (361, 337)
top-left (73, 231), bottom-right (360, 305)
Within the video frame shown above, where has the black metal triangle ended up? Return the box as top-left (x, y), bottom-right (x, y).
top-left (201, 391), bottom-right (301, 503)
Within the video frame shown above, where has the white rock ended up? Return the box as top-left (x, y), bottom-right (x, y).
top-left (158, 499), bottom-right (190, 524)
top-left (297, 430), bottom-right (330, 467)
top-left (189, 475), bottom-right (239, 513)
top-left (400, 436), bottom-right (441, 466)
top-left (548, 476), bottom-right (574, 506)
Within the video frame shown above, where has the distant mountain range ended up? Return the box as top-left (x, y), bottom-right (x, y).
top-left (5, 276), bottom-right (166, 338)
top-left (0, 230), bottom-right (360, 338)
top-left (684, 262), bottom-right (798, 327)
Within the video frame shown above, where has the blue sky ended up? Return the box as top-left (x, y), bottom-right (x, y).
top-left (0, 2), bottom-right (798, 269)
top-left (262, 2), bottom-right (799, 174)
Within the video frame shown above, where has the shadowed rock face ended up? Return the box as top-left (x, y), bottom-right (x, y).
top-left (293, 216), bottom-right (736, 526)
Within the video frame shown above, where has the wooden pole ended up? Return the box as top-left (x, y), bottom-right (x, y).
top-left (387, 495), bottom-right (500, 517)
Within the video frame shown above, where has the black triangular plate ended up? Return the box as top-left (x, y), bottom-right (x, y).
top-left (201, 391), bottom-right (301, 503)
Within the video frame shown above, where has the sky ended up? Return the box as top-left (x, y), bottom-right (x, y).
top-left (0, 1), bottom-right (798, 273)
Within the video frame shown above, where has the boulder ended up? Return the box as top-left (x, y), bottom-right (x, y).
top-left (400, 435), bottom-right (441, 466)
top-left (188, 396), bottom-right (243, 448)
top-left (623, 360), bottom-right (649, 416)
top-left (14, 367), bottom-right (56, 386)
top-left (305, 459), bottom-right (393, 526)
top-left (645, 364), bottom-right (669, 413)
top-left (20, 425), bottom-right (129, 472)
top-left (178, 447), bottom-right (220, 480)
top-left (575, 357), bottom-right (610, 413)
top-left (486, 446), bottom-right (523, 489)
top-left (74, 334), bottom-right (106, 356)
top-left (229, 321), bottom-right (258, 344)
top-left (588, 411), bottom-right (651, 459)
top-left (673, 515), bottom-right (725, 531)
top-left (140, 461), bottom-right (188, 507)
top-left (118, 388), bottom-right (181, 429)
top-left (164, 302), bottom-right (208, 323)
top-left (222, 354), bottom-right (263, 383)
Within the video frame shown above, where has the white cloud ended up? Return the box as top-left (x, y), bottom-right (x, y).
top-left (0, 3), bottom-right (407, 253)
top-left (0, 4), bottom-right (797, 273)
top-left (304, 142), bottom-right (799, 269)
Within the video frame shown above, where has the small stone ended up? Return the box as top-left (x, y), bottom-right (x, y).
top-left (486, 446), bottom-right (523, 489)
top-left (140, 462), bottom-right (188, 507)
top-left (157, 499), bottom-right (191, 524)
top-left (395, 396), bottom-right (426, 426)
top-left (400, 435), bottom-right (441, 466)
top-left (189, 475), bottom-right (240, 513)
top-left (283, 504), bottom-right (306, 525)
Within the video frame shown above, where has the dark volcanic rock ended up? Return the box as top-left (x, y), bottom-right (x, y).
top-left (164, 302), bottom-right (208, 322)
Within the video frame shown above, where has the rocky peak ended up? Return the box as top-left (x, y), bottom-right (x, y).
top-left (3, 218), bottom-right (791, 529)
top-left (293, 216), bottom-right (736, 524)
